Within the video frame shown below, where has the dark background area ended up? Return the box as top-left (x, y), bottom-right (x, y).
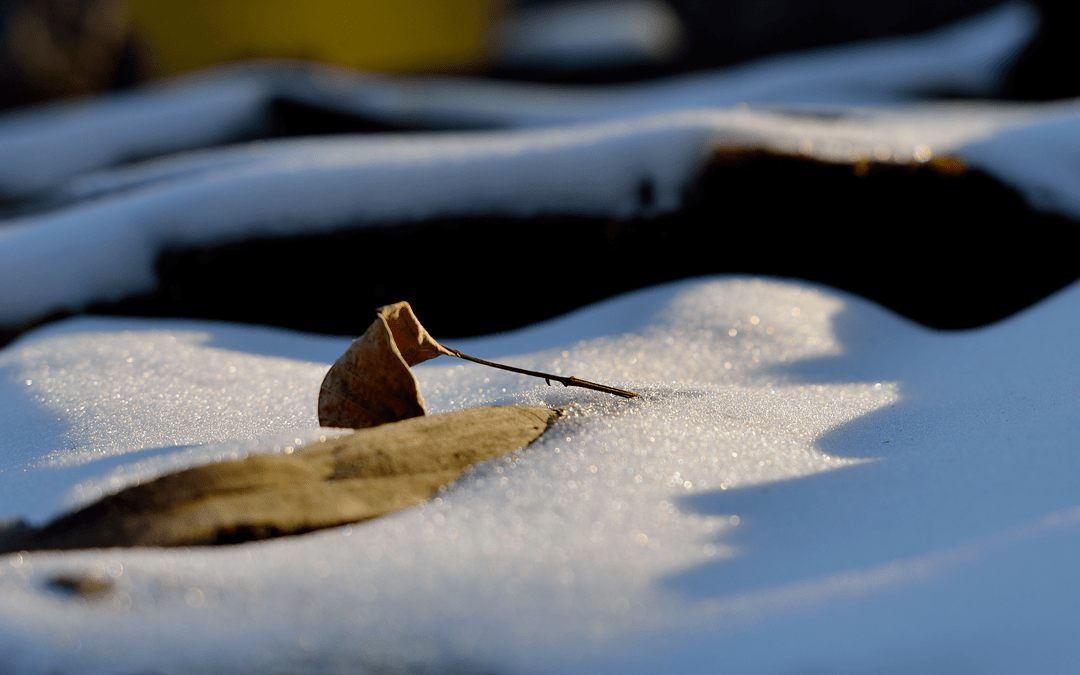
top-left (85, 151), bottom-right (1080, 339)
top-left (4, 0), bottom-right (1077, 107)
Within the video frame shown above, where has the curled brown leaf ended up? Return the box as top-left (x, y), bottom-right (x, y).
top-left (319, 301), bottom-right (639, 430)
top-left (319, 301), bottom-right (452, 429)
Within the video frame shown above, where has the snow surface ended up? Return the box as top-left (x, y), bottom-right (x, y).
top-left (2, 275), bottom-right (1080, 674)
top-left (2, 2), bottom-right (1080, 671)
top-left (494, 0), bottom-right (685, 69)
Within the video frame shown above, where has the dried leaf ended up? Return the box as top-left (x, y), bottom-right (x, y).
top-left (319, 301), bottom-right (453, 429)
top-left (319, 301), bottom-right (638, 430)
top-left (0, 405), bottom-right (556, 552)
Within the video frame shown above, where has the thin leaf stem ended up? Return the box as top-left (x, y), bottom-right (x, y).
top-left (444, 348), bottom-right (640, 399)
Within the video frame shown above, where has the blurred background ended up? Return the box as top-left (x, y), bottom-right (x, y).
top-left (2, 0), bottom-right (1079, 345)
top-left (1, 0), bottom-right (1075, 112)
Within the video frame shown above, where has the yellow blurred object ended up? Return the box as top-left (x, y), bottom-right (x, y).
top-left (125, 0), bottom-right (498, 76)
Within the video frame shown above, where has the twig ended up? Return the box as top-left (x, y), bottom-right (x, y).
top-left (444, 348), bottom-right (640, 399)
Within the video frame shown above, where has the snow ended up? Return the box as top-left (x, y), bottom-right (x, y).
top-left (2, 1), bottom-right (1080, 671)
top-left (2, 276), bottom-right (1080, 673)
top-left (494, 0), bottom-right (685, 69)
top-left (960, 114), bottom-right (1080, 220)
top-left (0, 75), bottom-right (273, 199)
